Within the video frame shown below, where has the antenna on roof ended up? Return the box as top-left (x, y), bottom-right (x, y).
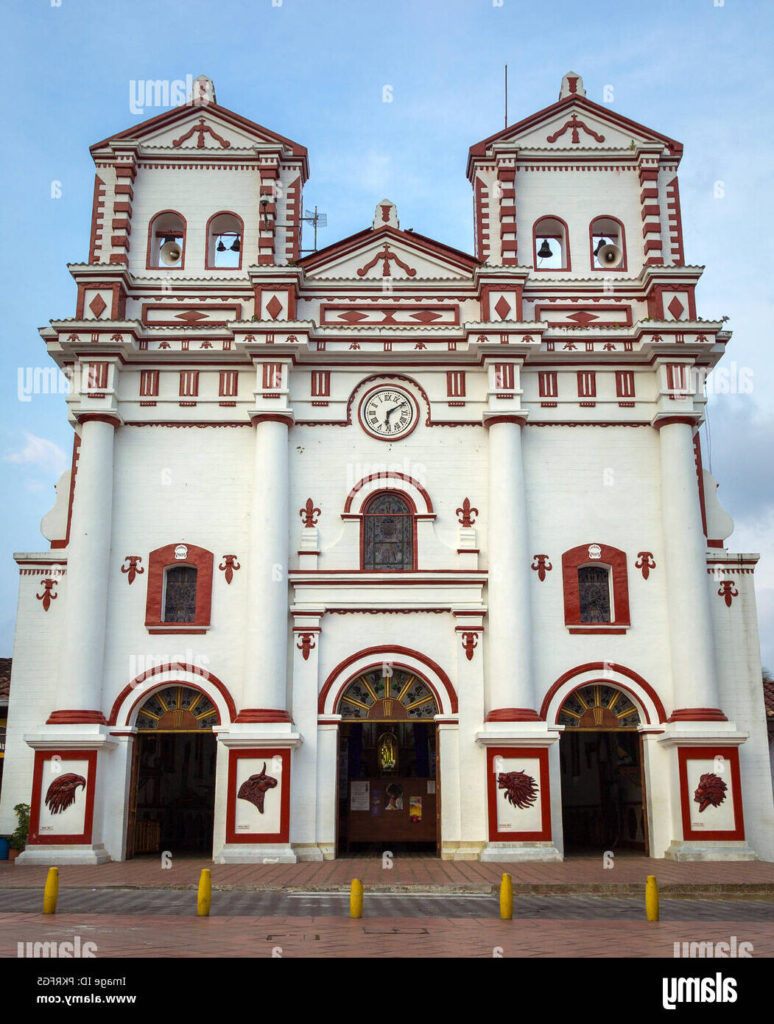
top-left (300, 206), bottom-right (328, 254)
top-left (504, 64), bottom-right (508, 129)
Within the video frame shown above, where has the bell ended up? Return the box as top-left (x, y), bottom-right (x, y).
top-left (230, 237), bottom-right (240, 252)
top-left (594, 238), bottom-right (608, 257)
top-left (162, 235), bottom-right (175, 246)
top-left (537, 240), bottom-right (553, 259)
top-left (216, 238), bottom-right (226, 252)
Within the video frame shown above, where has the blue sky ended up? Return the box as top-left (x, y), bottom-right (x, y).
top-left (1, 0), bottom-right (773, 665)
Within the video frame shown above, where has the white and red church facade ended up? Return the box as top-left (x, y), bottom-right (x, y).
top-left (2, 72), bottom-right (773, 864)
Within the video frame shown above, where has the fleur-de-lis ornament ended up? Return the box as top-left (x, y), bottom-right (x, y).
top-left (456, 498), bottom-right (479, 527)
top-left (219, 555), bottom-right (241, 584)
top-left (299, 499), bottom-right (321, 528)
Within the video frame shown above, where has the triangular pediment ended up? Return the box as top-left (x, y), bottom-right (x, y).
top-left (90, 101), bottom-right (307, 159)
top-left (299, 225), bottom-right (477, 282)
top-left (470, 95), bottom-right (681, 163)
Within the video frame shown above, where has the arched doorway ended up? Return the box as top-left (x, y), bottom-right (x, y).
top-left (558, 683), bottom-right (648, 855)
top-left (337, 667), bottom-right (439, 855)
top-left (127, 685), bottom-right (218, 857)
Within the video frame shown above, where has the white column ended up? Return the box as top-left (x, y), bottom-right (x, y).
top-left (486, 417), bottom-right (537, 720)
top-left (316, 721), bottom-right (340, 859)
top-left (289, 613), bottom-right (323, 859)
top-left (658, 418), bottom-right (721, 714)
top-left (241, 416), bottom-right (291, 719)
top-left (56, 415), bottom-right (116, 719)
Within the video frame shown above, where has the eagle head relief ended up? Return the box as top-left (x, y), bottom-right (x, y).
top-left (237, 762), bottom-right (278, 814)
top-left (45, 773), bottom-right (87, 815)
top-left (694, 772), bottom-right (727, 813)
top-left (497, 770), bottom-right (539, 810)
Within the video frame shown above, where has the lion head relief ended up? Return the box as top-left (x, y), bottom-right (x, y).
top-left (237, 763), bottom-right (278, 814)
top-left (694, 772), bottom-right (727, 813)
top-left (498, 770), bottom-right (539, 810)
top-left (45, 773), bottom-right (86, 815)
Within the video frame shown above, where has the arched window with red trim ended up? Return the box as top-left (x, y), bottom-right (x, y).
top-left (361, 491), bottom-right (416, 571)
top-left (145, 543), bottom-right (214, 633)
top-left (561, 543), bottom-right (630, 634)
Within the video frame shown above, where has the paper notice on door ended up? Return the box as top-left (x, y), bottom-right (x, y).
top-left (409, 796), bottom-right (422, 822)
top-left (350, 781), bottom-right (370, 811)
top-left (427, 780), bottom-right (436, 794)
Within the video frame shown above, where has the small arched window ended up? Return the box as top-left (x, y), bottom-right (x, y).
top-left (590, 216), bottom-right (627, 271)
top-left (533, 216), bottom-right (570, 271)
top-left (362, 492), bottom-right (416, 571)
top-left (206, 211), bottom-right (243, 269)
top-left (561, 543), bottom-right (630, 634)
top-left (145, 543), bottom-right (214, 633)
top-left (147, 210), bottom-right (186, 269)
top-left (163, 565), bottom-right (198, 623)
top-left (578, 565), bottom-right (612, 623)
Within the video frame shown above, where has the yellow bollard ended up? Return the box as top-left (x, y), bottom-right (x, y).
top-left (645, 874), bottom-right (659, 921)
top-left (350, 878), bottom-right (363, 919)
top-left (197, 868), bottom-right (212, 917)
top-left (500, 873), bottom-right (514, 920)
top-left (42, 866), bottom-right (59, 915)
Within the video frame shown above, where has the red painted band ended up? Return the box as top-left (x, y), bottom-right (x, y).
top-left (667, 708), bottom-right (728, 722)
top-left (485, 708), bottom-right (543, 722)
top-left (234, 709), bottom-right (292, 723)
top-left (46, 710), bottom-right (107, 725)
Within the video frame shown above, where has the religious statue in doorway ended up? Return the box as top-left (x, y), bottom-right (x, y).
top-left (378, 732), bottom-right (398, 773)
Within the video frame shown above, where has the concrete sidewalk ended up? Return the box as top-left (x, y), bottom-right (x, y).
top-left (3, 855), bottom-right (774, 896)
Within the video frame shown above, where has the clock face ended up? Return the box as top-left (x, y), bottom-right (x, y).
top-left (360, 386), bottom-right (418, 440)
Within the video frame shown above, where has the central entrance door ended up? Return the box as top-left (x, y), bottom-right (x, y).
top-left (558, 683), bottom-right (648, 854)
top-left (336, 667), bottom-right (440, 856)
top-left (126, 685), bottom-right (218, 858)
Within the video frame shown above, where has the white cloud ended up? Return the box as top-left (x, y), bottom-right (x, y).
top-left (3, 433), bottom-right (68, 478)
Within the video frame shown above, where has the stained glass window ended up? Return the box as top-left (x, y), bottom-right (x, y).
top-left (339, 669), bottom-right (438, 720)
top-left (136, 685), bottom-right (217, 730)
top-left (578, 565), bottom-right (611, 623)
top-left (163, 566), bottom-right (197, 623)
top-left (362, 492), bottom-right (414, 571)
top-left (557, 684), bottom-right (640, 729)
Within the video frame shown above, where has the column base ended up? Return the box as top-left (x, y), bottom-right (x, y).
top-left (16, 844), bottom-right (111, 866)
top-left (663, 840), bottom-right (758, 862)
top-left (213, 844), bottom-right (297, 865)
top-left (447, 841), bottom-right (486, 862)
top-left (479, 841), bottom-right (563, 863)
top-left (292, 843), bottom-right (325, 862)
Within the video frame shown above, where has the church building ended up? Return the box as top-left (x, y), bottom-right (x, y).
top-left (2, 72), bottom-right (773, 864)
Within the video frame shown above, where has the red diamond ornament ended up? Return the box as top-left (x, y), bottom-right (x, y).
top-left (566, 311), bottom-right (598, 325)
top-left (89, 294), bottom-right (107, 318)
top-left (266, 296), bottom-right (283, 319)
top-left (494, 296), bottom-right (512, 320)
top-left (667, 295), bottom-right (685, 320)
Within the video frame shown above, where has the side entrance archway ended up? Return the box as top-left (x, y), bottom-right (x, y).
top-left (126, 685), bottom-right (218, 857)
top-left (337, 666), bottom-right (439, 855)
top-left (558, 683), bottom-right (648, 855)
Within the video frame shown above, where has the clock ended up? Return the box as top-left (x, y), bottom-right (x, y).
top-left (359, 385), bottom-right (418, 440)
